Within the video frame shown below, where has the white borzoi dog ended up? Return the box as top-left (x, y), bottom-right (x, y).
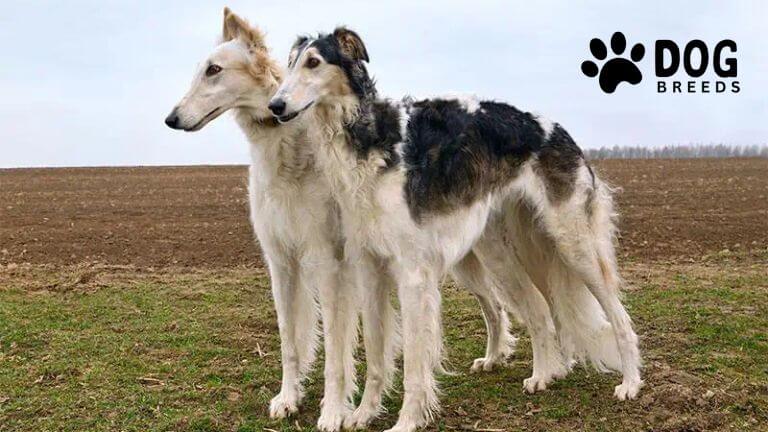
top-left (269, 28), bottom-right (642, 431)
top-left (164, 10), bottom-right (517, 431)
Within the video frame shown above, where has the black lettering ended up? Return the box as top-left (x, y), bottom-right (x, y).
top-left (683, 40), bottom-right (709, 77)
top-left (713, 39), bottom-right (738, 77)
top-left (673, 81), bottom-right (681, 93)
top-left (655, 40), bottom-right (680, 77)
top-left (657, 81), bottom-right (667, 93)
top-left (732, 81), bottom-right (740, 93)
top-left (716, 81), bottom-right (726, 93)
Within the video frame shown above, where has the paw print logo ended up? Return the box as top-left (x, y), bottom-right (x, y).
top-left (581, 32), bottom-right (645, 94)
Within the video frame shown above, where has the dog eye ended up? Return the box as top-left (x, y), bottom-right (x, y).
top-left (305, 57), bottom-right (320, 69)
top-left (205, 64), bottom-right (222, 77)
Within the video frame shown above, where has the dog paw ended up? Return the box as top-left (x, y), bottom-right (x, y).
top-left (614, 379), bottom-right (644, 401)
top-left (523, 375), bottom-right (553, 394)
top-left (383, 409), bottom-right (429, 432)
top-left (317, 405), bottom-right (351, 432)
top-left (269, 392), bottom-right (300, 419)
top-left (383, 421), bottom-right (420, 432)
top-left (470, 356), bottom-right (501, 373)
top-left (343, 404), bottom-right (380, 430)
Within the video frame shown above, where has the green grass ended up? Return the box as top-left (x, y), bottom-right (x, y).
top-left (1, 263), bottom-right (766, 431)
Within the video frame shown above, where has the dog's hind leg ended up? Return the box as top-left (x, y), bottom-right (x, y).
top-left (452, 251), bottom-right (516, 372)
top-left (385, 262), bottom-right (443, 432)
top-left (501, 189), bottom-right (621, 374)
top-left (308, 251), bottom-right (359, 431)
top-left (474, 238), bottom-right (568, 393)
top-left (345, 253), bottom-right (401, 429)
top-left (532, 174), bottom-right (642, 400)
top-left (266, 254), bottom-right (318, 419)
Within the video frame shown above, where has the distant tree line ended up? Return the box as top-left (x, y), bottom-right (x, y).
top-left (585, 144), bottom-right (768, 160)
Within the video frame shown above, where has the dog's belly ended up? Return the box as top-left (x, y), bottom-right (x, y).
top-left (420, 196), bottom-right (494, 271)
top-left (345, 172), bottom-right (492, 273)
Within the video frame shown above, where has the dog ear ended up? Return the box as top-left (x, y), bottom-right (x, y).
top-left (222, 7), bottom-right (266, 50)
top-left (222, 7), bottom-right (237, 41)
top-left (333, 27), bottom-right (369, 62)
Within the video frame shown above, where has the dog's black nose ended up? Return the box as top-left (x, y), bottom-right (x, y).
top-left (165, 111), bottom-right (180, 129)
top-left (268, 99), bottom-right (286, 116)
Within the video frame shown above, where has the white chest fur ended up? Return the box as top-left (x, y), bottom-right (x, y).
top-left (238, 113), bottom-right (337, 256)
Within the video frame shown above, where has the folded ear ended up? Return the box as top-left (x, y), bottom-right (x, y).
top-left (333, 27), bottom-right (369, 62)
top-left (222, 7), bottom-right (265, 50)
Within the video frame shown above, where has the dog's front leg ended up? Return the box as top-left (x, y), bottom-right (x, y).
top-left (311, 255), bottom-right (358, 431)
top-left (345, 253), bottom-right (400, 429)
top-left (385, 262), bottom-right (443, 432)
top-left (266, 255), bottom-right (312, 419)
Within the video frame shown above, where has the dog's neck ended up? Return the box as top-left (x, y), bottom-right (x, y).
top-left (249, 112), bottom-right (280, 128)
top-left (235, 106), bottom-right (313, 187)
top-left (234, 104), bottom-right (281, 135)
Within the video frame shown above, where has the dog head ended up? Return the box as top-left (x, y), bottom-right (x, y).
top-left (165, 8), bottom-right (280, 131)
top-left (268, 27), bottom-right (371, 123)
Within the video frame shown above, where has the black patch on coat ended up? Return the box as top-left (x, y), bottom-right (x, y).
top-left (346, 100), bottom-right (402, 169)
top-left (534, 124), bottom-right (585, 203)
top-left (400, 100), bottom-right (586, 219)
top-left (402, 100), bottom-right (546, 219)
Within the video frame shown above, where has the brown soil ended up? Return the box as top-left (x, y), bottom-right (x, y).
top-left (595, 158), bottom-right (768, 262)
top-left (0, 166), bottom-right (256, 268)
top-left (1, 159), bottom-right (766, 268)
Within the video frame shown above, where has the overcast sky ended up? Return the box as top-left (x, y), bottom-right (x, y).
top-left (1, 1), bottom-right (766, 168)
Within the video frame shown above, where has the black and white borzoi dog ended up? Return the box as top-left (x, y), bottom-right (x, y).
top-left (164, 10), bottom-right (518, 431)
top-left (270, 28), bottom-right (642, 431)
